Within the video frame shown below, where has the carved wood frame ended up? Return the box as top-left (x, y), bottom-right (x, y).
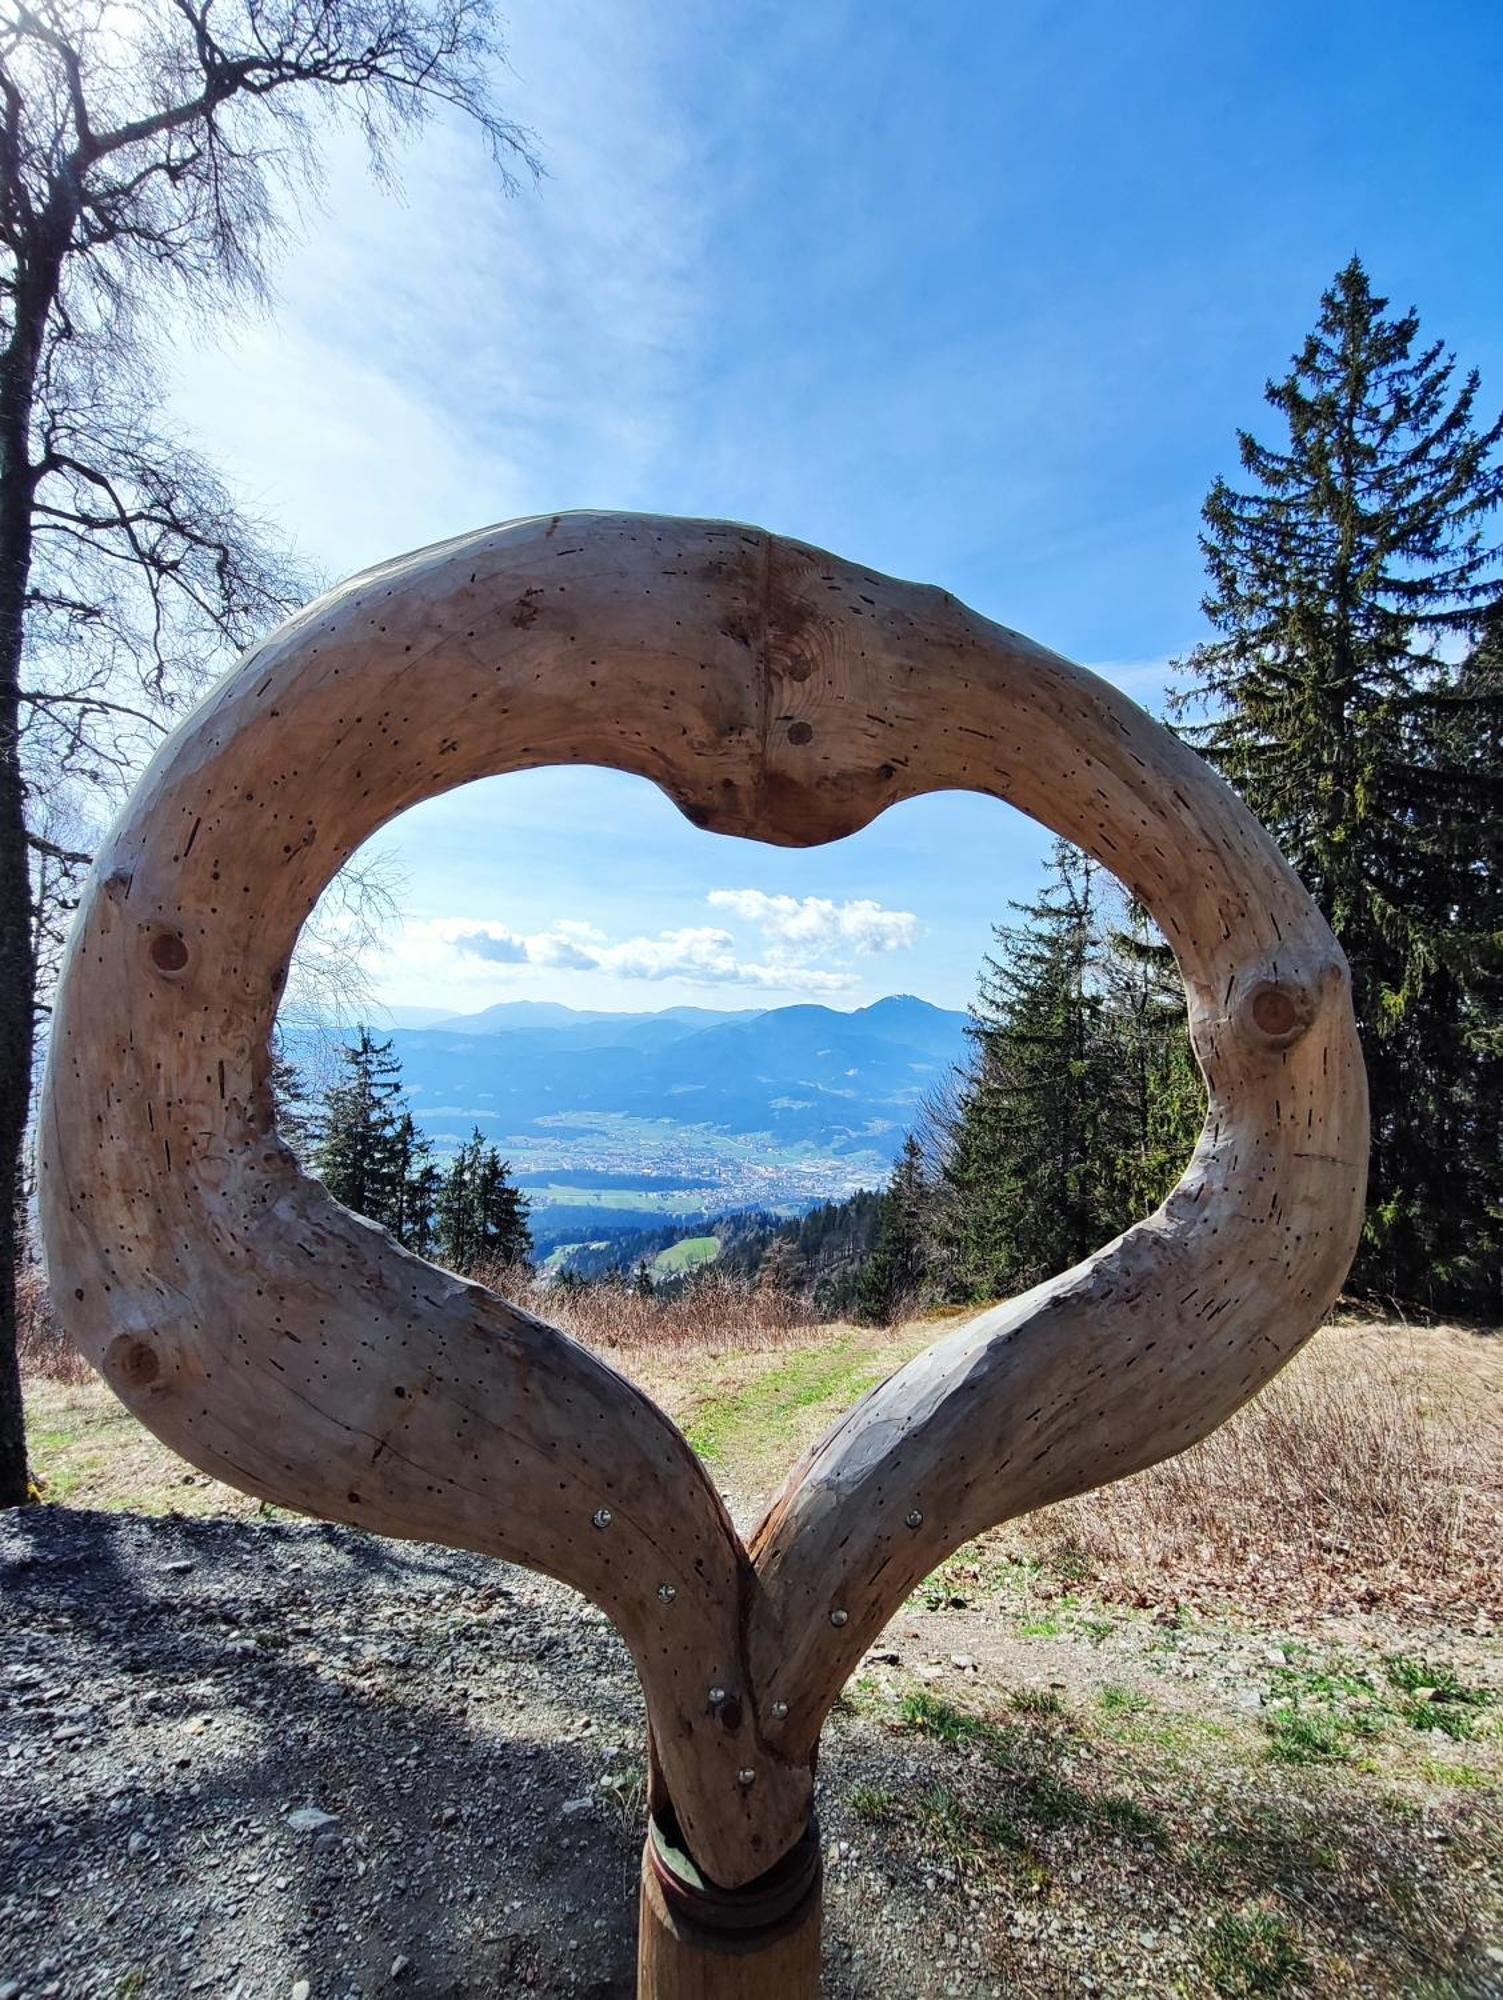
top-left (38, 512), bottom-right (1367, 1889)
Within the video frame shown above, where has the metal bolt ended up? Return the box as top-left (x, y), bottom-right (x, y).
top-left (829, 1608), bottom-right (848, 1628)
top-left (658, 1583), bottom-right (677, 1604)
top-left (592, 1507), bottom-right (613, 1530)
top-left (737, 1769), bottom-right (756, 1787)
top-left (770, 1700), bottom-right (789, 1720)
top-left (905, 1508), bottom-right (923, 1529)
top-left (708, 1686), bottom-right (727, 1705)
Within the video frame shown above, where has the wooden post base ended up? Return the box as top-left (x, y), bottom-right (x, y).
top-left (637, 1814), bottom-right (822, 1998)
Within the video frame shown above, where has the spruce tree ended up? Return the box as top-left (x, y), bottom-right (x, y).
top-left (436, 1130), bottom-right (484, 1274)
top-left (858, 1135), bottom-right (930, 1325)
top-left (1099, 903), bottom-right (1205, 1227)
top-left (269, 1036), bottom-right (319, 1163)
top-left (391, 1113), bottom-right (442, 1260)
top-left (473, 1145), bottom-right (534, 1270)
top-left (1175, 258), bottom-right (1503, 1309)
top-left (939, 841), bottom-right (1123, 1298)
top-left (314, 1031), bottom-right (407, 1231)
top-left (931, 845), bottom-right (1203, 1306)
top-left (434, 1129), bottom-right (532, 1274)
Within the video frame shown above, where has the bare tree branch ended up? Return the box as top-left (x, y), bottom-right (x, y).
top-left (0, 0), bottom-right (540, 1500)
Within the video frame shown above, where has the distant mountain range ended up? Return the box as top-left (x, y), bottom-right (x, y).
top-left (291, 996), bottom-right (970, 1248)
top-left (376, 995), bottom-right (967, 1148)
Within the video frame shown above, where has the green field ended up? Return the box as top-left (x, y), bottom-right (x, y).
top-left (651, 1234), bottom-right (721, 1278)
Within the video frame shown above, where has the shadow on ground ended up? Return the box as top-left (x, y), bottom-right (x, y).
top-left (2, 1507), bottom-right (642, 1997)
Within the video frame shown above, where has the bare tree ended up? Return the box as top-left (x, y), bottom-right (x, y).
top-left (0, 0), bottom-right (536, 1503)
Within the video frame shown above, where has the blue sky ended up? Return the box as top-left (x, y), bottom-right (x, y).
top-left (169, 0), bottom-right (1503, 1017)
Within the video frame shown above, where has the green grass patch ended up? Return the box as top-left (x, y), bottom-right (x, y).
top-left (1384, 1654), bottom-right (1495, 1719)
top-left (1017, 1611), bottom-right (1064, 1638)
top-left (891, 1689), bottom-right (1164, 1848)
top-left (1199, 1909), bottom-right (1307, 1996)
top-left (27, 1421), bottom-right (97, 1503)
top-left (831, 1673), bottom-right (882, 1718)
top-left (1259, 1648), bottom-right (1497, 1756)
top-left (1420, 1758), bottom-right (1489, 1788)
top-left (679, 1333), bottom-right (924, 1481)
top-left (651, 1234), bottom-right (720, 1278)
top-left (1263, 1708), bottom-right (1359, 1766)
top-left (1098, 1684), bottom-right (1152, 1716)
top-left (848, 1782), bottom-right (902, 1826)
top-left (909, 1785), bottom-right (1044, 1876)
top-left (898, 1689), bottom-right (1006, 1750)
top-left (1009, 1687), bottom-right (1066, 1718)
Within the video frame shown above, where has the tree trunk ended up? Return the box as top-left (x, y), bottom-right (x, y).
top-left (0, 488), bottom-right (37, 1506)
top-left (0, 305), bottom-right (49, 1507)
top-left (637, 1814), bottom-right (822, 2000)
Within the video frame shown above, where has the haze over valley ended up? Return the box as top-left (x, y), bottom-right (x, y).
top-left (291, 995), bottom-right (969, 1253)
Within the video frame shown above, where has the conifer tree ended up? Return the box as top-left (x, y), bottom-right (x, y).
top-left (1098, 904), bottom-right (1205, 1227)
top-left (435, 1130), bottom-right (483, 1274)
top-left (1175, 258), bottom-right (1503, 1308)
top-left (858, 1135), bottom-right (930, 1325)
top-left (269, 1037), bottom-right (319, 1163)
top-left (314, 1031), bottom-right (407, 1229)
top-left (756, 1235), bottom-right (806, 1296)
top-left (938, 842), bottom-right (1123, 1298)
top-left (391, 1113), bottom-right (442, 1260)
top-left (929, 844), bottom-right (1203, 1307)
top-left (472, 1143), bottom-right (534, 1270)
top-left (435, 1128), bottom-right (532, 1274)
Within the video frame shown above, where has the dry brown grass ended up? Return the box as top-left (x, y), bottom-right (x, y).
top-left (20, 1261), bottom-right (1503, 1622)
top-left (16, 1262), bottom-right (92, 1385)
top-left (19, 1262), bottom-right (824, 1388)
top-left (475, 1263), bottom-right (822, 1355)
top-left (1026, 1321), bottom-right (1503, 1618)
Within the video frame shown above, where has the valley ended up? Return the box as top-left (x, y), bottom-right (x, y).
top-left (289, 994), bottom-right (970, 1252)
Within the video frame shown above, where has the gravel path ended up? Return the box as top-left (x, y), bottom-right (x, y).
top-left (5, 1506), bottom-right (1501, 1999)
top-left (0, 1507), bottom-right (944, 2000)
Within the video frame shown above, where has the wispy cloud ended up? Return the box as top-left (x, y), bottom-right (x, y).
top-left (428, 891), bottom-right (921, 994)
top-left (166, 2), bottom-right (708, 580)
top-left (442, 917), bottom-right (856, 993)
top-left (707, 890), bottom-right (918, 955)
top-left (1087, 656), bottom-right (1180, 710)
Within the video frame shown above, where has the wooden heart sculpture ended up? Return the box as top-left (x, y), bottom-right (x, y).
top-left (37, 512), bottom-right (1367, 1897)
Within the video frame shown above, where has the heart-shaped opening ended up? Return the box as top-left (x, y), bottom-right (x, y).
top-left (275, 763), bottom-right (1133, 1518)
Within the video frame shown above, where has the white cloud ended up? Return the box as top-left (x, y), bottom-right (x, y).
top-left (707, 889), bottom-right (918, 956)
top-left (371, 884), bottom-right (922, 1006)
top-left (407, 917), bottom-right (858, 995)
top-left (449, 925), bottom-right (531, 964)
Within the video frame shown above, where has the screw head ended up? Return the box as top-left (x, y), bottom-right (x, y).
top-left (592, 1507), bottom-right (613, 1530)
top-left (905, 1508), bottom-right (924, 1529)
top-left (708, 1686), bottom-right (727, 1705)
top-left (737, 1768), bottom-right (756, 1787)
top-left (829, 1608), bottom-right (848, 1628)
top-left (657, 1583), bottom-right (677, 1604)
top-left (770, 1700), bottom-right (789, 1720)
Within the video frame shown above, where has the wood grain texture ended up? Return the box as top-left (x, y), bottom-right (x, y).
top-left (37, 511), bottom-right (1367, 1893)
top-left (637, 1847), bottom-right (821, 1998)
